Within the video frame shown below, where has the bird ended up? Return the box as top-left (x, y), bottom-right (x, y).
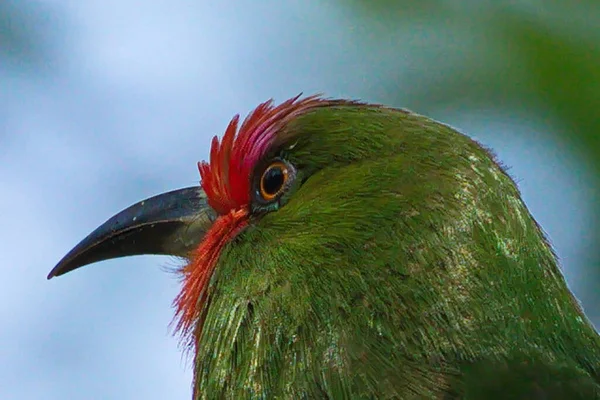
top-left (49, 95), bottom-right (600, 399)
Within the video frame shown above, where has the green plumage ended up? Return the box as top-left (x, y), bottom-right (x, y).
top-left (193, 105), bottom-right (600, 398)
top-left (48, 100), bottom-right (600, 399)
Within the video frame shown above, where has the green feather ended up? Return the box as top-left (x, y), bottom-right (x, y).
top-left (193, 105), bottom-right (600, 398)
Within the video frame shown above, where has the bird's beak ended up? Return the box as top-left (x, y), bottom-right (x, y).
top-left (47, 186), bottom-right (216, 279)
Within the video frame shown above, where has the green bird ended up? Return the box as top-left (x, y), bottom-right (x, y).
top-left (49, 95), bottom-right (600, 399)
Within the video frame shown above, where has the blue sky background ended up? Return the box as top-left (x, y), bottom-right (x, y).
top-left (1, 1), bottom-right (598, 399)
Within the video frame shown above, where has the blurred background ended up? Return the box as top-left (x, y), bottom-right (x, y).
top-left (1, 1), bottom-right (598, 398)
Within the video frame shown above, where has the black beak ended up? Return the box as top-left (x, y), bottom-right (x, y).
top-left (47, 186), bottom-right (216, 279)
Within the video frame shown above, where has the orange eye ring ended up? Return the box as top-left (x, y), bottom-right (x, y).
top-left (259, 161), bottom-right (289, 202)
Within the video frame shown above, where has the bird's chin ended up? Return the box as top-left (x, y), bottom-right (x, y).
top-left (173, 206), bottom-right (250, 339)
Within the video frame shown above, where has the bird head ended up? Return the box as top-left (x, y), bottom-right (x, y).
top-left (49, 95), bottom-right (599, 397)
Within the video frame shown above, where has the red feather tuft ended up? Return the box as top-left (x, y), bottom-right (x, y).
top-left (175, 95), bottom-right (334, 348)
top-left (173, 208), bottom-right (249, 346)
top-left (198, 94), bottom-right (328, 215)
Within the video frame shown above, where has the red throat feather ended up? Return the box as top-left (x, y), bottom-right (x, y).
top-left (173, 94), bottom-right (330, 345)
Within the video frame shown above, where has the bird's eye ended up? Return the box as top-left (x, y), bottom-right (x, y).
top-left (259, 161), bottom-right (290, 202)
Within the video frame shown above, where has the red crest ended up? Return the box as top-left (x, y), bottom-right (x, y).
top-left (198, 94), bottom-right (328, 214)
top-left (175, 95), bottom-right (331, 346)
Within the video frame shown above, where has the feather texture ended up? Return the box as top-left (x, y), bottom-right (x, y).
top-left (187, 99), bottom-right (600, 398)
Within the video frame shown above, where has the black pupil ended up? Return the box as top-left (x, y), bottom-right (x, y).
top-left (263, 166), bottom-right (285, 196)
